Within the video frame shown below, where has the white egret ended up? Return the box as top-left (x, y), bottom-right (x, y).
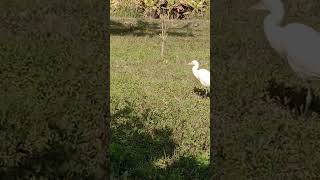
top-left (251, 0), bottom-right (320, 114)
top-left (188, 60), bottom-right (210, 96)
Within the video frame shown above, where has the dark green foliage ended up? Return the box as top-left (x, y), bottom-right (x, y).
top-left (111, 0), bottom-right (210, 19)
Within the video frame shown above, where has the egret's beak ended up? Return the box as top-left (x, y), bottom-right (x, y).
top-left (188, 62), bottom-right (193, 65)
top-left (249, 1), bottom-right (265, 10)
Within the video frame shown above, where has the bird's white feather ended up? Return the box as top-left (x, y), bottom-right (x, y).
top-left (189, 60), bottom-right (210, 89)
top-left (198, 69), bottom-right (210, 87)
top-left (257, 0), bottom-right (320, 80)
top-left (252, 0), bottom-right (320, 113)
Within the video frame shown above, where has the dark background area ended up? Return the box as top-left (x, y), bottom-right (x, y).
top-left (211, 0), bottom-right (320, 179)
top-left (0, 0), bottom-right (109, 179)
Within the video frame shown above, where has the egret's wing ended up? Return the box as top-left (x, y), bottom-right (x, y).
top-left (282, 23), bottom-right (320, 79)
top-left (198, 69), bottom-right (210, 86)
top-left (199, 69), bottom-right (210, 75)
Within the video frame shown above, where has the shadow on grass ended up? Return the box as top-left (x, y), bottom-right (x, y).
top-left (110, 19), bottom-right (194, 37)
top-left (111, 103), bottom-right (208, 179)
top-left (265, 78), bottom-right (320, 115)
top-left (193, 87), bottom-right (209, 98)
top-left (156, 156), bottom-right (209, 179)
top-left (0, 137), bottom-right (92, 179)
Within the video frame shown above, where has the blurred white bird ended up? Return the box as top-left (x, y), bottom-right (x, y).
top-left (251, 0), bottom-right (320, 114)
top-left (188, 60), bottom-right (210, 96)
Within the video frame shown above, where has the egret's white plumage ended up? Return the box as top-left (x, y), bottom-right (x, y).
top-left (188, 60), bottom-right (210, 96)
top-left (251, 0), bottom-right (320, 114)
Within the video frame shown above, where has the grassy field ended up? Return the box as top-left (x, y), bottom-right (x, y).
top-left (212, 0), bottom-right (320, 179)
top-left (110, 17), bottom-right (210, 178)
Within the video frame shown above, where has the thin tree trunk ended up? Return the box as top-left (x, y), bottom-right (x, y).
top-left (161, 14), bottom-right (165, 58)
top-left (161, 38), bottom-right (165, 58)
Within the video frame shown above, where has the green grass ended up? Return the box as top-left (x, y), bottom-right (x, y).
top-left (110, 17), bottom-right (210, 179)
top-left (212, 0), bottom-right (320, 179)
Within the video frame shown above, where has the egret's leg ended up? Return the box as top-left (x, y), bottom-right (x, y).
top-left (305, 82), bottom-right (312, 114)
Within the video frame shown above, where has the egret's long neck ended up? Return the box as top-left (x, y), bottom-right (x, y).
top-left (264, 7), bottom-right (284, 26)
top-left (263, 5), bottom-right (285, 55)
top-left (192, 65), bottom-right (199, 79)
